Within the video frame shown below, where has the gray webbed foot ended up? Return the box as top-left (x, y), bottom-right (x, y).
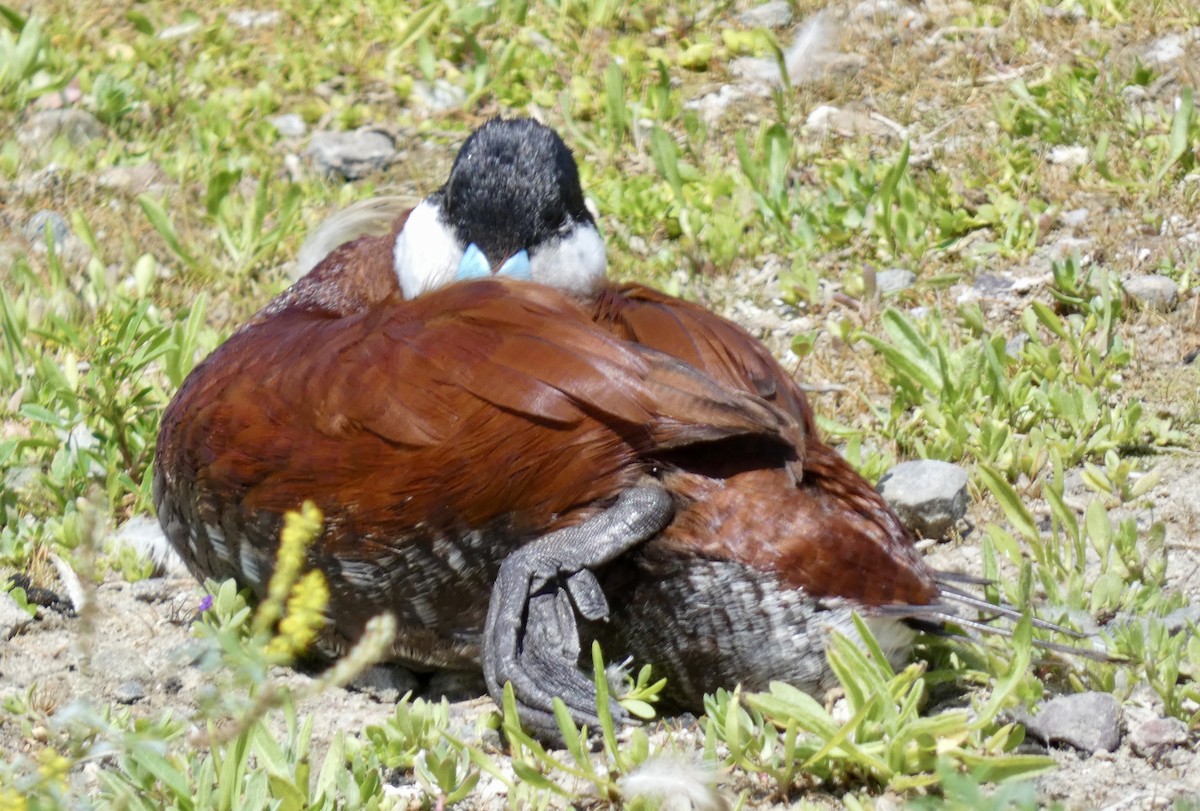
top-left (482, 484), bottom-right (673, 742)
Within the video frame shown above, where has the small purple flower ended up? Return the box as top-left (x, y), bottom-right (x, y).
top-left (198, 594), bottom-right (214, 613)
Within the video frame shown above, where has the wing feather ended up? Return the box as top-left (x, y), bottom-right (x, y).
top-left (591, 282), bottom-right (817, 438)
top-left (157, 278), bottom-right (800, 564)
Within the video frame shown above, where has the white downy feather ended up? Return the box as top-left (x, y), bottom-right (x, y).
top-left (618, 756), bottom-right (729, 811)
top-left (292, 195), bottom-right (415, 280)
top-left (732, 11), bottom-right (840, 86)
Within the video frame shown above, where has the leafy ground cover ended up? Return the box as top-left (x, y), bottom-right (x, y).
top-left (1, 0), bottom-right (1199, 807)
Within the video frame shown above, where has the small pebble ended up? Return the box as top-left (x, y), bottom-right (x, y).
top-left (1022, 692), bottom-right (1122, 754)
top-left (876, 460), bottom-right (969, 540)
top-left (685, 84), bottom-right (746, 124)
top-left (973, 273), bottom-right (1014, 295)
top-left (803, 105), bottom-right (898, 139)
top-left (96, 162), bottom-right (163, 196)
top-left (1059, 208), bottom-right (1090, 229)
top-left (1124, 275), bottom-right (1178, 313)
top-left (737, 0), bottom-right (793, 28)
top-left (875, 268), bottom-right (916, 295)
top-left (307, 128), bottom-right (396, 181)
top-left (271, 113), bottom-right (307, 138)
top-left (1128, 716), bottom-right (1188, 758)
top-left (1046, 235), bottom-right (1094, 263)
top-left (478, 726), bottom-right (504, 752)
top-left (24, 210), bottom-right (70, 246)
top-left (227, 9), bottom-right (282, 28)
top-left (114, 681), bottom-right (147, 705)
top-left (410, 80), bottom-right (467, 113)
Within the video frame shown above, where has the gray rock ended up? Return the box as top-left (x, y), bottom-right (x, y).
top-left (1124, 275), bottom-right (1178, 313)
top-left (737, 0), bottom-right (793, 28)
top-left (973, 273), bottom-right (1014, 295)
top-left (349, 665), bottom-right (419, 703)
top-left (271, 113), bottom-right (307, 138)
top-left (25, 210), bottom-right (69, 246)
top-left (1128, 716), bottom-right (1188, 757)
top-left (876, 460), bottom-right (969, 540)
top-left (1144, 34), bottom-right (1185, 64)
top-left (114, 680), bottom-right (147, 704)
top-left (17, 109), bottom-right (106, 150)
top-left (1022, 692), bottom-right (1121, 753)
top-left (307, 128), bottom-right (396, 181)
top-left (0, 591), bottom-right (35, 640)
top-left (876, 268), bottom-right (916, 295)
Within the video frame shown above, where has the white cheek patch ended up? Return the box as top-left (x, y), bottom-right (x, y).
top-left (393, 199), bottom-right (464, 299)
top-left (529, 223), bottom-right (608, 296)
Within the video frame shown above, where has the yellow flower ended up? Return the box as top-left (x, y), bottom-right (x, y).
top-left (253, 501), bottom-right (323, 638)
top-left (267, 569), bottom-right (330, 660)
top-left (0, 787), bottom-right (28, 811)
top-left (36, 746), bottom-right (71, 785)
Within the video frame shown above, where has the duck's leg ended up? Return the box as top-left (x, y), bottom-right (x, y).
top-left (482, 484), bottom-right (673, 741)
